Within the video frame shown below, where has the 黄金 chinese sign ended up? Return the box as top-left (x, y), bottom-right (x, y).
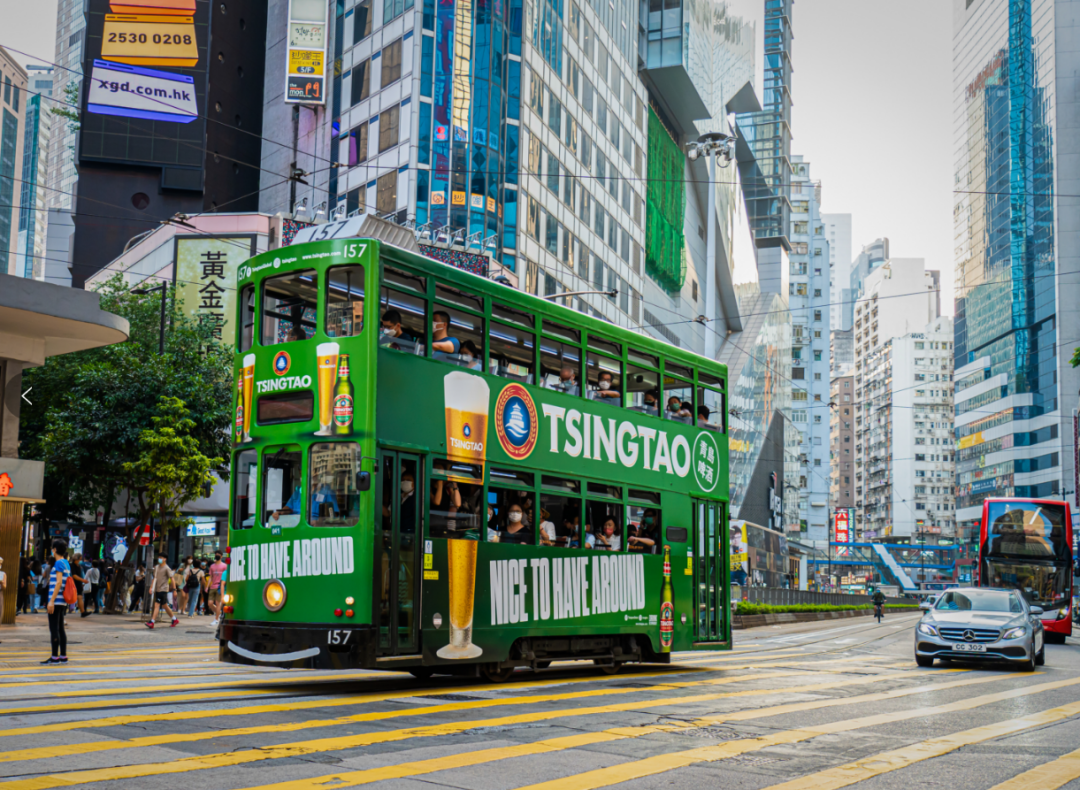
top-left (174, 235), bottom-right (256, 347)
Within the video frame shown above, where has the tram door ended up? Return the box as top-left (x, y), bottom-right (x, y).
top-left (693, 500), bottom-right (723, 642)
top-left (377, 451), bottom-right (422, 655)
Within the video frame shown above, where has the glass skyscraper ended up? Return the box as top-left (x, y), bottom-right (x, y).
top-left (952, 0), bottom-right (1080, 542)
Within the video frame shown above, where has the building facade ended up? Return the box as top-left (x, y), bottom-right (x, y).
top-left (829, 371), bottom-right (854, 515)
top-left (786, 155), bottom-right (829, 542)
top-left (16, 66), bottom-right (52, 281)
top-left (822, 212), bottom-right (851, 332)
top-left (0, 50), bottom-right (27, 278)
top-left (952, 0), bottom-right (1080, 541)
top-left (844, 236), bottom-right (888, 331)
top-left (852, 259), bottom-right (947, 539)
top-left (45, 0), bottom-right (83, 213)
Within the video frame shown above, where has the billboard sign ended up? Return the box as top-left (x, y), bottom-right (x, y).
top-left (284, 0), bottom-right (328, 105)
top-left (87, 60), bottom-right (198, 122)
top-left (174, 235), bottom-right (257, 347)
top-left (834, 509), bottom-right (851, 544)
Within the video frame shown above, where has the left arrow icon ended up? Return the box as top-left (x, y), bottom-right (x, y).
top-left (21, 387), bottom-right (32, 405)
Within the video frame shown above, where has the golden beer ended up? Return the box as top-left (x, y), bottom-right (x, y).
top-left (443, 370), bottom-right (490, 472)
top-left (316, 342), bottom-right (340, 435)
top-left (241, 354), bottom-right (255, 442)
top-left (437, 538), bottom-right (483, 659)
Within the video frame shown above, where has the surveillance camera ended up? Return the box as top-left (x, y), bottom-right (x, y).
top-left (688, 147), bottom-right (699, 161)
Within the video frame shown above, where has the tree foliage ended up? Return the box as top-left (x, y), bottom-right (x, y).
top-left (20, 275), bottom-right (232, 526)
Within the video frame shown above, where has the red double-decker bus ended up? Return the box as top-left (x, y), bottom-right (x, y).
top-left (978, 498), bottom-right (1074, 641)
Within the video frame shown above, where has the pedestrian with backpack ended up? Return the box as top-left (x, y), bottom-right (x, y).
top-left (146, 552), bottom-right (179, 629)
top-left (43, 539), bottom-right (74, 665)
top-left (184, 559), bottom-right (204, 617)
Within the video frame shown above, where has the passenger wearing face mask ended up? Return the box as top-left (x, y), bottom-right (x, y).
top-left (486, 505), bottom-right (500, 542)
top-left (399, 471), bottom-right (418, 537)
top-left (590, 370), bottom-right (621, 401)
top-left (639, 389), bottom-right (660, 416)
top-left (431, 310), bottom-right (462, 362)
top-left (459, 339), bottom-right (482, 370)
top-left (379, 309), bottom-right (420, 353)
top-left (549, 362), bottom-right (580, 396)
top-left (146, 553), bottom-right (179, 629)
top-left (666, 396), bottom-right (692, 423)
top-left (504, 503), bottom-right (530, 544)
top-left (629, 509), bottom-right (658, 553)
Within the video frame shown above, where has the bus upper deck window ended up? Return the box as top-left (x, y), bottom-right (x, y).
top-left (233, 449), bottom-right (257, 530)
top-left (262, 270), bottom-right (318, 345)
top-left (489, 321), bottom-right (535, 383)
top-left (663, 375), bottom-right (693, 423)
top-left (239, 285), bottom-right (255, 352)
top-left (264, 447), bottom-right (303, 529)
top-left (326, 266), bottom-right (365, 338)
top-left (309, 443), bottom-right (362, 527)
top-left (697, 385), bottom-right (724, 432)
top-left (379, 288), bottom-right (427, 355)
top-left (540, 339), bottom-right (581, 395)
top-left (433, 306), bottom-right (485, 370)
top-left (586, 353), bottom-right (622, 406)
top-left (626, 365), bottom-right (659, 416)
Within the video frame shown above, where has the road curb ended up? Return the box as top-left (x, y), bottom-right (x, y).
top-left (733, 608), bottom-right (891, 630)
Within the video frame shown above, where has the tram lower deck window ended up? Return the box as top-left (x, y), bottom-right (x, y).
top-left (258, 392), bottom-right (315, 425)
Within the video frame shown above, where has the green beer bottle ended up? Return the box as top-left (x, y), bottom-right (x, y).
top-left (331, 354), bottom-right (354, 435)
top-left (660, 544), bottom-right (674, 652)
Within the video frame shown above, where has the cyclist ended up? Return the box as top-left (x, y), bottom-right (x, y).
top-left (871, 588), bottom-right (886, 622)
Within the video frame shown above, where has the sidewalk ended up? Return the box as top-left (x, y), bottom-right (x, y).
top-left (0, 610), bottom-right (220, 663)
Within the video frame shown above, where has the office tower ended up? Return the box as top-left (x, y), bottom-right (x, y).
top-left (16, 66), bottom-right (52, 280)
top-left (0, 50), bottom-right (27, 278)
top-left (830, 370), bottom-right (854, 515)
top-left (822, 212), bottom-right (850, 331)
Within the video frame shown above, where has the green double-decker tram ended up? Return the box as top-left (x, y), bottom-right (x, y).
top-left (220, 237), bottom-right (731, 679)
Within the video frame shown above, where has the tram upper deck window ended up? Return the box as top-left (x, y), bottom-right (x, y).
top-left (586, 499), bottom-right (623, 551)
top-left (432, 307), bottom-right (485, 370)
top-left (263, 447), bottom-right (303, 529)
top-left (233, 449), bottom-right (257, 530)
top-left (239, 285), bottom-right (255, 352)
top-left (628, 490), bottom-right (661, 554)
top-left (540, 338), bottom-right (581, 395)
top-left (489, 321), bottom-right (535, 383)
top-left (626, 364), bottom-right (659, 415)
top-left (326, 266), bottom-right (365, 338)
top-left (495, 303), bottom-right (535, 329)
top-left (540, 477), bottom-right (582, 548)
top-left (308, 443), bottom-right (363, 527)
top-left (262, 270), bottom-right (318, 345)
top-left (379, 288), bottom-right (427, 355)
top-left (587, 353), bottom-right (622, 406)
top-left (697, 374), bottom-right (725, 432)
top-left (664, 376), bottom-right (694, 423)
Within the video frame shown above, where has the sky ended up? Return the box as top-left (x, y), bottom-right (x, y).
top-left (792, 0), bottom-right (955, 313)
top-left (1, 0), bottom-right (957, 310)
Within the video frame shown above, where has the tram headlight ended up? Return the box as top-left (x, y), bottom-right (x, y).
top-left (263, 579), bottom-right (287, 612)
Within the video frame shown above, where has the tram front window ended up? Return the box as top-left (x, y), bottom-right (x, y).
top-left (264, 447), bottom-right (303, 528)
top-left (262, 270), bottom-right (318, 345)
top-left (308, 443), bottom-right (362, 527)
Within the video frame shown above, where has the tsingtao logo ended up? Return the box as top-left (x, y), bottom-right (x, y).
top-left (494, 383), bottom-right (537, 460)
top-left (273, 350), bottom-right (292, 376)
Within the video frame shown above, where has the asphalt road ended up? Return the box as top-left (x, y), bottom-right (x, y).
top-left (3, 611), bottom-right (1080, 790)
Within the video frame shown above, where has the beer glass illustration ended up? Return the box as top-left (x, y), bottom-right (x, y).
top-left (315, 342), bottom-right (340, 435)
top-left (241, 354), bottom-right (255, 443)
top-left (437, 537), bottom-right (483, 659)
top-left (443, 371), bottom-right (489, 473)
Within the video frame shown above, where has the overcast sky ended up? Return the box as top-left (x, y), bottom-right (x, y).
top-left (2, 0), bottom-right (956, 310)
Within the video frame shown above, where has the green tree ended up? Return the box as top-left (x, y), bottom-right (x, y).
top-left (20, 275), bottom-right (232, 529)
top-left (1071, 347), bottom-right (1080, 369)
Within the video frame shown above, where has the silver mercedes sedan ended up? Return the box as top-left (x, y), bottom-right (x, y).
top-left (914, 587), bottom-right (1045, 671)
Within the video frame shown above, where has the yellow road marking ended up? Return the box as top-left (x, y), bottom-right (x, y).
top-left (514, 673), bottom-right (1080, 790)
top-left (0, 668), bottom-right (390, 689)
top-left (0, 645), bottom-right (215, 658)
top-left (0, 670), bottom-right (936, 783)
top-left (760, 696), bottom-right (1080, 790)
top-left (983, 746), bottom-right (1080, 790)
top-left (0, 689), bottom-right (282, 716)
top-left (49, 670), bottom-right (1008, 790)
top-left (0, 666), bottom-right (263, 681)
top-left (0, 655), bottom-right (882, 730)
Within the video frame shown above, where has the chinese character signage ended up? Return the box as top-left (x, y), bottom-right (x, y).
top-left (834, 509), bottom-right (852, 544)
top-left (174, 235), bottom-right (256, 347)
top-left (285, 0), bottom-right (328, 105)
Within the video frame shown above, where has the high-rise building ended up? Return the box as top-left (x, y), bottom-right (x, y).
top-left (852, 259), bottom-right (947, 539)
top-left (0, 50), bottom-right (27, 278)
top-left (822, 212), bottom-right (851, 331)
top-left (45, 0), bottom-right (84, 213)
top-left (16, 65), bottom-right (52, 280)
top-left (787, 155), bottom-right (829, 541)
top-left (830, 327), bottom-right (852, 375)
top-left (952, 0), bottom-right (1080, 540)
top-left (830, 370), bottom-right (854, 515)
top-left (844, 237), bottom-right (888, 331)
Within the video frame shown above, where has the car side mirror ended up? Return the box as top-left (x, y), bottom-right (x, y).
top-left (356, 471), bottom-right (371, 492)
top-left (1030, 606), bottom-right (1044, 615)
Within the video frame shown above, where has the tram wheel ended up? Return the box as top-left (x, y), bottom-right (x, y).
top-left (594, 660), bottom-right (621, 675)
top-left (482, 664), bottom-right (515, 683)
top-left (409, 668), bottom-right (435, 680)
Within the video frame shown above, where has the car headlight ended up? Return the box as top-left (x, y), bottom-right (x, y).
top-left (263, 579), bottom-right (287, 612)
top-left (1058, 606), bottom-right (1070, 620)
top-left (1002, 626), bottom-right (1028, 640)
top-left (918, 623), bottom-right (938, 636)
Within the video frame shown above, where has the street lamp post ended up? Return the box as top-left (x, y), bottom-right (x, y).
top-left (131, 282), bottom-right (168, 355)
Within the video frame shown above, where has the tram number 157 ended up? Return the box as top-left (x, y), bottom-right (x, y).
top-left (327, 630), bottom-right (352, 646)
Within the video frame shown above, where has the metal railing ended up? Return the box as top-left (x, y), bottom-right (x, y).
top-left (739, 587), bottom-right (911, 607)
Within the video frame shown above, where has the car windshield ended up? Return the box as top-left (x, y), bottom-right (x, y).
top-left (935, 591), bottom-right (1023, 613)
top-left (984, 560), bottom-right (1071, 610)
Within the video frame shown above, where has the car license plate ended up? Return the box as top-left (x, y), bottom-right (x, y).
top-left (952, 643), bottom-right (986, 652)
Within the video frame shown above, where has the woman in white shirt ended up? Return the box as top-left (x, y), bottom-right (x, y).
top-left (594, 519), bottom-right (621, 551)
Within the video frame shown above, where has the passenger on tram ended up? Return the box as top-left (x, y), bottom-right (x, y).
top-left (591, 370), bottom-right (620, 401)
top-left (554, 363), bottom-right (580, 396)
top-left (666, 396), bottom-right (691, 423)
top-left (504, 504), bottom-right (531, 543)
top-left (286, 304), bottom-right (308, 342)
top-left (642, 390), bottom-right (660, 416)
top-left (594, 518), bottom-right (621, 551)
top-left (697, 405), bottom-right (716, 430)
top-left (628, 510), bottom-right (658, 553)
top-left (379, 309), bottom-right (420, 352)
top-left (431, 311), bottom-right (461, 360)
top-left (459, 340), bottom-right (483, 370)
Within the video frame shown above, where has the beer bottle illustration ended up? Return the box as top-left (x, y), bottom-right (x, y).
top-left (332, 354), bottom-right (354, 435)
top-left (660, 545), bottom-right (674, 652)
top-left (234, 371), bottom-right (245, 443)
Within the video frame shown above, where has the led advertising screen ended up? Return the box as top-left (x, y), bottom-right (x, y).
top-left (284, 0), bottom-right (328, 104)
top-left (79, 0), bottom-right (208, 169)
